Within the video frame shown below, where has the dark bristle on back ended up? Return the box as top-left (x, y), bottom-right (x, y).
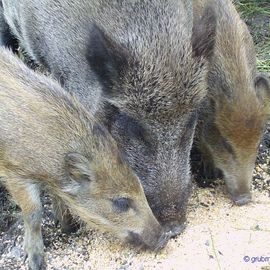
top-left (86, 24), bottom-right (129, 95)
top-left (192, 5), bottom-right (217, 59)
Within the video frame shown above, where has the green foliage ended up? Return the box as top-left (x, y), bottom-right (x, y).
top-left (235, 0), bottom-right (270, 72)
top-left (235, 0), bottom-right (270, 17)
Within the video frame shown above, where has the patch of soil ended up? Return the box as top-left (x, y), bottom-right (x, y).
top-left (253, 124), bottom-right (270, 193)
top-left (0, 185), bottom-right (19, 233)
top-left (0, 188), bottom-right (269, 270)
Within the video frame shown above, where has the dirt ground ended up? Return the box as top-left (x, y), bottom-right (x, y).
top-left (0, 186), bottom-right (269, 270)
top-left (0, 1), bottom-right (270, 270)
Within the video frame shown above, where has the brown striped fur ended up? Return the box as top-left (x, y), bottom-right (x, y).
top-left (0, 48), bottom-right (168, 270)
top-left (193, 0), bottom-right (270, 204)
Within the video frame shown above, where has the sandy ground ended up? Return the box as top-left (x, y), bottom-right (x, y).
top-left (1, 186), bottom-right (269, 270)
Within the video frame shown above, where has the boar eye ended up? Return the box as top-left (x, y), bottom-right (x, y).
top-left (112, 198), bottom-right (130, 212)
top-left (221, 138), bottom-right (235, 157)
top-left (120, 113), bottom-right (152, 144)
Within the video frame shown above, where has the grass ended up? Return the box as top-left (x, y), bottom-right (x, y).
top-left (235, 0), bottom-right (270, 17)
top-left (235, 0), bottom-right (270, 72)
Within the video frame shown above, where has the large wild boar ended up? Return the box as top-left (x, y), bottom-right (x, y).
top-left (1, 0), bottom-right (217, 233)
top-left (0, 48), bottom-right (168, 270)
top-left (193, 0), bottom-right (270, 205)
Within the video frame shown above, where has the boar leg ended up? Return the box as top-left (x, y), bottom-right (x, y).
top-left (52, 196), bottom-right (80, 234)
top-left (6, 179), bottom-right (45, 270)
top-left (196, 140), bottom-right (221, 180)
top-left (197, 144), bottom-right (217, 179)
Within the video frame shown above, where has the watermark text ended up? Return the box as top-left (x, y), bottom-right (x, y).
top-left (243, 256), bottom-right (270, 263)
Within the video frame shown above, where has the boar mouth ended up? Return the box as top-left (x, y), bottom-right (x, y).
top-left (163, 222), bottom-right (186, 238)
top-left (230, 192), bottom-right (252, 206)
top-left (127, 231), bottom-right (169, 251)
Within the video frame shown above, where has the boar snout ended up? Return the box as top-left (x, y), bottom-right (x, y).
top-left (127, 219), bottom-right (169, 251)
top-left (163, 220), bottom-right (186, 238)
top-left (127, 229), bottom-right (169, 252)
top-left (150, 186), bottom-right (190, 238)
top-left (223, 168), bottom-right (253, 206)
top-left (230, 192), bottom-right (252, 206)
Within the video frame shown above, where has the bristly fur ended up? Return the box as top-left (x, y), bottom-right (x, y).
top-left (85, 1), bottom-right (213, 120)
top-left (0, 48), bottom-right (167, 269)
top-left (2, 0), bottom-right (217, 230)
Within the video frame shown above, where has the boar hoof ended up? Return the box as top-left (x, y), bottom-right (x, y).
top-left (231, 193), bottom-right (252, 206)
top-left (28, 252), bottom-right (46, 270)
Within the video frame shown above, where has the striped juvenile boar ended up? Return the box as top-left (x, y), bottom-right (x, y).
top-left (0, 48), bottom-right (168, 270)
top-left (1, 0), bottom-right (217, 234)
top-left (193, 0), bottom-right (270, 205)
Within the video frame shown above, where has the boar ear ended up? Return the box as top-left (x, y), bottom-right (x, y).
top-left (192, 5), bottom-right (217, 59)
top-left (255, 74), bottom-right (270, 104)
top-left (65, 152), bottom-right (94, 183)
top-left (86, 24), bottom-right (129, 92)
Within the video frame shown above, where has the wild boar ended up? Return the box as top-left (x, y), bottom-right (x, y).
top-left (1, 0), bottom-right (217, 234)
top-left (193, 0), bottom-right (270, 205)
top-left (0, 48), bottom-right (168, 270)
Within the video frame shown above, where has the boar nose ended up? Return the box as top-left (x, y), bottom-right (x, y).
top-left (231, 192), bottom-right (252, 206)
top-left (163, 220), bottom-right (186, 238)
top-left (223, 167), bottom-right (253, 206)
top-left (127, 229), bottom-right (169, 251)
top-left (153, 231), bottom-right (170, 251)
top-left (144, 230), bottom-right (170, 251)
top-left (225, 174), bottom-right (252, 206)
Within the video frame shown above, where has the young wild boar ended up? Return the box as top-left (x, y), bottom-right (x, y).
top-left (1, 0), bottom-right (217, 234)
top-left (0, 48), bottom-right (168, 270)
top-left (193, 0), bottom-right (270, 205)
